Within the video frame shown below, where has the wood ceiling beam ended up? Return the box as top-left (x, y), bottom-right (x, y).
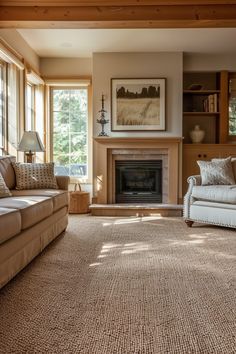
top-left (1, 4), bottom-right (236, 28)
top-left (2, 1), bottom-right (236, 5)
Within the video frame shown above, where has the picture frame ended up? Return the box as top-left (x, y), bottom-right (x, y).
top-left (111, 78), bottom-right (166, 131)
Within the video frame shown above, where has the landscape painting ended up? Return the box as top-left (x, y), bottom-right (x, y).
top-left (111, 78), bottom-right (166, 131)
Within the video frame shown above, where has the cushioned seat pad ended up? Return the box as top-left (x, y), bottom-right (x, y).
top-left (193, 200), bottom-right (236, 210)
top-left (192, 185), bottom-right (236, 204)
top-left (0, 196), bottom-right (53, 230)
top-left (11, 189), bottom-right (69, 212)
top-left (0, 207), bottom-right (21, 244)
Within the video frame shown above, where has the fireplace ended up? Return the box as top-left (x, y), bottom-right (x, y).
top-left (93, 137), bottom-right (181, 205)
top-left (115, 160), bottom-right (162, 203)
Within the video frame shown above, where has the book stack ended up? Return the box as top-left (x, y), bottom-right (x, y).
top-left (203, 94), bottom-right (218, 112)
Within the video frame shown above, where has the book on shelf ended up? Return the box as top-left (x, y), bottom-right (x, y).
top-left (203, 94), bottom-right (218, 113)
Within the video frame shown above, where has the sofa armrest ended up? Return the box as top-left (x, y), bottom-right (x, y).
top-left (56, 176), bottom-right (70, 190)
top-left (183, 175), bottom-right (201, 219)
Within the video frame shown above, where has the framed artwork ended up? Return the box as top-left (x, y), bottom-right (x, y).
top-left (111, 78), bottom-right (166, 131)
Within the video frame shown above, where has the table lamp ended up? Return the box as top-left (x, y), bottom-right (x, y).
top-left (18, 131), bottom-right (45, 163)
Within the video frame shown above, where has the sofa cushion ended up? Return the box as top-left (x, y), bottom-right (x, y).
top-left (0, 207), bottom-right (21, 245)
top-left (192, 185), bottom-right (236, 204)
top-left (0, 172), bottom-right (12, 198)
top-left (0, 156), bottom-right (16, 189)
top-left (11, 189), bottom-right (69, 212)
top-left (197, 157), bottom-right (235, 185)
top-left (12, 162), bottom-right (58, 190)
top-left (0, 196), bottom-right (53, 230)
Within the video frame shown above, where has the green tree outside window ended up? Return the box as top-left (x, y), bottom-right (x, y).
top-left (52, 88), bottom-right (88, 177)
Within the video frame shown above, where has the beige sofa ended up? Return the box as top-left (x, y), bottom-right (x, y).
top-left (0, 156), bottom-right (69, 289)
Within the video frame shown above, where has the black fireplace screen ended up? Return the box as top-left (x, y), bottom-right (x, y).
top-left (115, 160), bottom-right (162, 203)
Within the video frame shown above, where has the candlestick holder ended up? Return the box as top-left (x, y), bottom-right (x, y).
top-left (97, 94), bottom-right (109, 136)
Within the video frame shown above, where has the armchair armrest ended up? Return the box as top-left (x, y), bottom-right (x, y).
top-left (187, 175), bottom-right (201, 186)
top-left (184, 175), bottom-right (201, 219)
top-left (56, 176), bottom-right (70, 190)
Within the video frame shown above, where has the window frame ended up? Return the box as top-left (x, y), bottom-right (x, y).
top-left (26, 81), bottom-right (36, 131)
top-left (49, 84), bottom-right (92, 184)
top-left (0, 60), bottom-right (7, 155)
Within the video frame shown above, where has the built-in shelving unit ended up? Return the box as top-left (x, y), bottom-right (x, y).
top-left (182, 71), bottom-right (232, 195)
top-left (183, 71), bottom-right (221, 144)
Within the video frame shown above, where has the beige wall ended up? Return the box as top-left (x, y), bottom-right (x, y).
top-left (40, 58), bottom-right (92, 77)
top-left (93, 52), bottom-right (183, 137)
top-left (184, 53), bottom-right (236, 72)
top-left (0, 29), bottom-right (40, 72)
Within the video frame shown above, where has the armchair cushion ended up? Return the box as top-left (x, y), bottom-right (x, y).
top-left (192, 185), bottom-right (236, 204)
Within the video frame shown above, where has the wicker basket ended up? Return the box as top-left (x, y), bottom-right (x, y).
top-left (69, 183), bottom-right (90, 214)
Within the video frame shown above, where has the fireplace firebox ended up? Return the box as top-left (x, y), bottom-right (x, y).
top-left (115, 160), bottom-right (162, 203)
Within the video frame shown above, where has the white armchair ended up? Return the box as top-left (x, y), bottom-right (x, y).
top-left (184, 174), bottom-right (236, 229)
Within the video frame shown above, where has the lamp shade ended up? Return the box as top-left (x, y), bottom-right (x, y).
top-left (18, 131), bottom-right (45, 152)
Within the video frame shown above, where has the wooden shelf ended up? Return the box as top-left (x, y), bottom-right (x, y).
top-left (183, 112), bottom-right (220, 115)
top-left (183, 90), bottom-right (220, 94)
top-left (182, 71), bottom-right (231, 195)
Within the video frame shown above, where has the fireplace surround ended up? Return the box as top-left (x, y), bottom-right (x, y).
top-left (93, 137), bottom-right (182, 205)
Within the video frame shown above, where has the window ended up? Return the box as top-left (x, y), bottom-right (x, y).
top-left (229, 74), bottom-right (236, 137)
top-left (26, 82), bottom-right (35, 131)
top-left (0, 62), bottom-right (6, 155)
top-left (26, 70), bottom-right (45, 162)
top-left (0, 40), bottom-right (25, 158)
top-left (51, 87), bottom-right (89, 179)
top-left (7, 63), bottom-right (21, 156)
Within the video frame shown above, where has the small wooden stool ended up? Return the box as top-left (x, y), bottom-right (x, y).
top-left (69, 184), bottom-right (90, 214)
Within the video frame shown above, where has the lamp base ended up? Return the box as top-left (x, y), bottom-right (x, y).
top-left (25, 152), bottom-right (34, 163)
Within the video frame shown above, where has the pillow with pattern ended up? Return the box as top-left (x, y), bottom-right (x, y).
top-left (212, 157), bottom-right (236, 181)
top-left (197, 156), bottom-right (235, 186)
top-left (0, 171), bottom-right (12, 198)
top-left (12, 162), bottom-right (58, 190)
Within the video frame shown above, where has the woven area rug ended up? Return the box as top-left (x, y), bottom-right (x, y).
top-left (0, 215), bottom-right (236, 354)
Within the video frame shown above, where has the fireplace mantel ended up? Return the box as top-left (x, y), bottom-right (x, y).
top-left (94, 137), bottom-right (182, 144)
top-left (93, 137), bottom-right (182, 204)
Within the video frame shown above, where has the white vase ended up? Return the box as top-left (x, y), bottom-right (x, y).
top-left (190, 125), bottom-right (205, 144)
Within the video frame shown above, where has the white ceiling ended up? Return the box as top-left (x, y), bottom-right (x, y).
top-left (17, 28), bottom-right (236, 58)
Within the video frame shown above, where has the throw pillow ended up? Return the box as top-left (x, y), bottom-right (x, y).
top-left (197, 156), bottom-right (235, 186)
top-left (0, 172), bottom-right (12, 198)
top-left (212, 157), bottom-right (236, 181)
top-left (12, 162), bottom-right (58, 190)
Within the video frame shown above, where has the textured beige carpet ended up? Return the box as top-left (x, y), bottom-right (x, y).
top-left (0, 215), bottom-right (236, 354)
